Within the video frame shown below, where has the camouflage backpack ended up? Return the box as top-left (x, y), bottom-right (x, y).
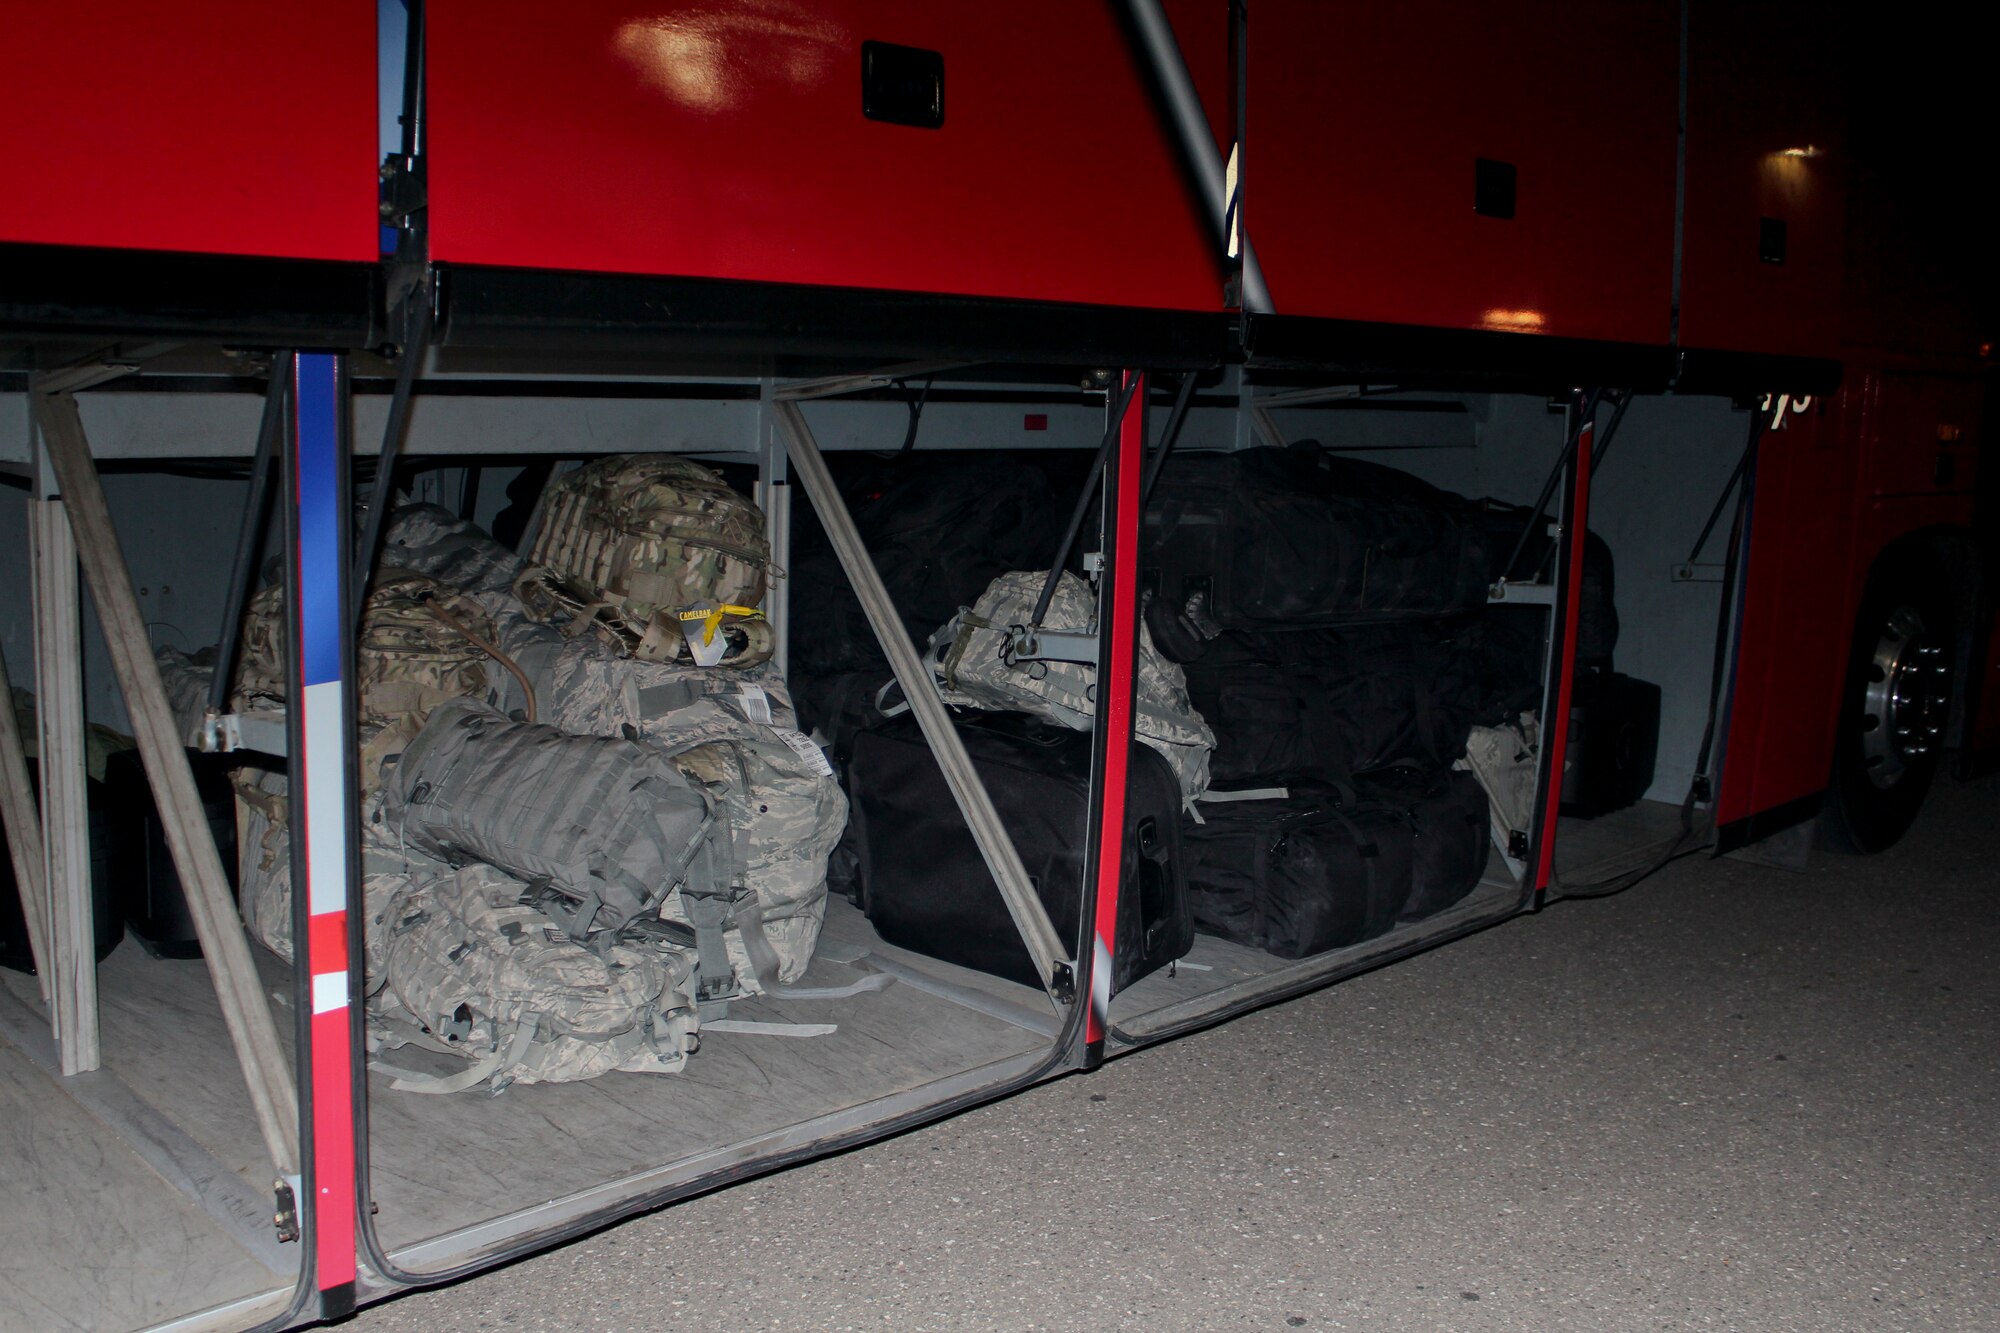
top-left (920, 570), bottom-right (1217, 801)
top-left (233, 569), bottom-right (504, 780)
top-left (234, 773), bottom-right (447, 975)
top-left (379, 698), bottom-right (725, 940)
top-left (1458, 712), bottom-right (1538, 872)
top-left (547, 657), bottom-right (842, 997)
top-left (522, 455), bottom-right (775, 668)
top-left (371, 862), bottom-right (700, 1093)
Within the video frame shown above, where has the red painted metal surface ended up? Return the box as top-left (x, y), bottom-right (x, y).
top-left (0, 4), bottom-right (377, 261)
top-left (1716, 371), bottom-right (1984, 827)
top-left (1248, 0), bottom-right (1677, 344)
top-left (1087, 372), bottom-right (1146, 1050)
top-left (1714, 397), bottom-right (1859, 826)
top-left (1537, 423), bottom-right (1591, 893)
top-left (1677, 1), bottom-right (1846, 361)
top-left (425, 2), bottom-right (1226, 310)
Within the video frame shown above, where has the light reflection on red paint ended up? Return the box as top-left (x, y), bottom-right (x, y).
top-left (612, 2), bottom-right (846, 114)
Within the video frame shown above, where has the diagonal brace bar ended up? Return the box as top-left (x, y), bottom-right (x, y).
top-left (0, 647), bottom-right (52, 1003)
top-left (31, 387), bottom-right (301, 1177)
top-left (771, 400), bottom-right (1072, 998)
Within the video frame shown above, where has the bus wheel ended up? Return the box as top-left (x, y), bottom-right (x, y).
top-left (1825, 549), bottom-right (1955, 852)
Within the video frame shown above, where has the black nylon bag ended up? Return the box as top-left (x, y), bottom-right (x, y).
top-left (1181, 793), bottom-right (1414, 958)
top-left (846, 711), bottom-right (1192, 993)
top-left (1182, 624), bottom-right (1486, 786)
top-left (1359, 767), bottom-right (1493, 921)
top-left (788, 452), bottom-right (1093, 678)
top-left (1144, 447), bottom-right (1496, 643)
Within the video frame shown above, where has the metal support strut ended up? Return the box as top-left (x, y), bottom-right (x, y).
top-left (29, 385), bottom-right (301, 1176)
top-left (770, 395), bottom-right (1072, 998)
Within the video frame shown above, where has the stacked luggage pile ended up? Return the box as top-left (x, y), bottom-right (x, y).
top-left (225, 456), bottom-right (848, 1093)
top-left (799, 444), bottom-right (1585, 986)
top-left (1145, 448), bottom-right (1528, 958)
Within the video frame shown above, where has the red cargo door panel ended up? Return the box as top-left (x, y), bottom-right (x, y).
top-left (0, 4), bottom-right (377, 262)
top-left (1677, 0), bottom-right (1845, 362)
top-left (1247, 0), bottom-right (1677, 345)
top-left (1716, 395), bottom-right (1862, 826)
top-left (424, 1), bottom-right (1227, 311)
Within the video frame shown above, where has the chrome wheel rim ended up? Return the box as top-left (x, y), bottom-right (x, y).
top-left (1859, 604), bottom-right (1951, 790)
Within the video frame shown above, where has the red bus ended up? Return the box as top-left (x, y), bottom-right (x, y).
top-left (0, 4), bottom-right (1988, 1329)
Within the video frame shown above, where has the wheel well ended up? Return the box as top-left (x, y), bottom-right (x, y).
top-left (1869, 526), bottom-right (1984, 748)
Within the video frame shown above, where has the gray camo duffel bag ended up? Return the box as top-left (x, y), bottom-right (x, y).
top-left (380, 697), bottom-right (720, 938)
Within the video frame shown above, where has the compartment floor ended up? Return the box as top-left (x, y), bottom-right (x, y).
top-left (0, 1031), bottom-right (290, 1333)
top-left (0, 896), bottom-right (1052, 1325)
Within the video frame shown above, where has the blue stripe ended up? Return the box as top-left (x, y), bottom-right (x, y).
top-left (294, 354), bottom-right (344, 688)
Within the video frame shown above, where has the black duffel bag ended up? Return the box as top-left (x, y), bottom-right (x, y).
top-left (846, 711), bottom-right (1192, 994)
top-left (1477, 499), bottom-right (1620, 672)
top-left (1355, 765), bottom-right (1494, 922)
top-left (1144, 446), bottom-right (1497, 655)
top-left (1183, 619), bottom-right (1523, 787)
top-left (789, 452), bottom-right (1092, 678)
top-left (1182, 788), bottom-right (1415, 958)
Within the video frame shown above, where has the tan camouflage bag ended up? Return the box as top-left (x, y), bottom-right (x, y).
top-left (234, 570), bottom-right (502, 723)
top-left (919, 570), bottom-right (1217, 801)
top-left (522, 455), bottom-right (775, 668)
top-left (232, 569), bottom-right (512, 787)
top-left (371, 862), bottom-right (700, 1093)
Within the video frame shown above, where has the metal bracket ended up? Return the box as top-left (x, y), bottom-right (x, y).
top-left (200, 709), bottom-right (290, 757)
top-left (1487, 580), bottom-right (1558, 606)
top-left (1003, 625), bottom-right (1101, 667)
top-left (274, 1175), bottom-right (301, 1243)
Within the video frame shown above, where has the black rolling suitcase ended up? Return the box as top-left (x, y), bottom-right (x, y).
top-left (1, 760), bottom-right (122, 973)
top-left (846, 711), bottom-right (1192, 993)
top-left (104, 747), bottom-right (238, 959)
top-left (1560, 670), bottom-right (1662, 818)
top-left (1181, 790), bottom-right (1415, 958)
top-left (1358, 766), bottom-right (1493, 921)
top-left (1144, 447), bottom-right (1496, 656)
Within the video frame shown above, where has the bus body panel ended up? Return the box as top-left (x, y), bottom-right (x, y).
top-left (1246, 0), bottom-right (1678, 345)
top-left (422, 0), bottom-right (1227, 312)
top-left (0, 4), bottom-right (377, 262)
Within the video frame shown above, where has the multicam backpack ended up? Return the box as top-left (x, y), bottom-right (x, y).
top-left (372, 862), bottom-right (700, 1092)
top-left (920, 570), bottom-right (1217, 801)
top-left (547, 658), bottom-right (842, 997)
top-left (233, 568), bottom-right (505, 775)
top-left (522, 455), bottom-right (775, 668)
top-left (379, 504), bottom-right (562, 720)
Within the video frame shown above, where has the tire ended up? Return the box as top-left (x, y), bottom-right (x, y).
top-left (1824, 548), bottom-right (1956, 852)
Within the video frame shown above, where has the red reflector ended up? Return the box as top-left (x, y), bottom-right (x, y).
top-left (1024, 414), bottom-right (1048, 431)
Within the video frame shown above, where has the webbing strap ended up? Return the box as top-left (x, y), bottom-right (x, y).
top-left (1195, 786), bottom-right (1293, 803)
top-left (703, 1019), bottom-right (839, 1038)
top-left (379, 1013), bottom-right (539, 1095)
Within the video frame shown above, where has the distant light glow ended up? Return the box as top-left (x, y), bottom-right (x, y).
top-left (1779, 145), bottom-right (1823, 158)
top-left (1480, 308), bottom-right (1547, 333)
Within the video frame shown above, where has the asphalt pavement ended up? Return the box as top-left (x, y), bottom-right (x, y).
top-left (352, 774), bottom-right (1999, 1332)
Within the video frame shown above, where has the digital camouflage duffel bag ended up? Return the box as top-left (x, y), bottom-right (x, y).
top-left (920, 570), bottom-right (1216, 802)
top-left (372, 862), bottom-right (700, 1093)
top-left (548, 656), bottom-right (841, 996)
